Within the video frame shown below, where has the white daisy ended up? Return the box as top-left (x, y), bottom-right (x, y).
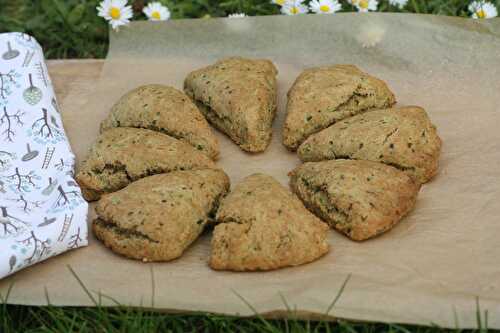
top-left (310, 0), bottom-right (342, 13)
top-left (97, 0), bottom-right (133, 31)
top-left (228, 13), bottom-right (247, 18)
top-left (388, 0), bottom-right (408, 9)
top-left (468, 1), bottom-right (498, 18)
top-left (143, 2), bottom-right (171, 21)
top-left (281, 0), bottom-right (309, 15)
top-left (355, 0), bottom-right (378, 12)
top-left (271, 0), bottom-right (288, 6)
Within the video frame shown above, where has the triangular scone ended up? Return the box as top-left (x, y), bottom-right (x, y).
top-left (210, 173), bottom-right (329, 271)
top-left (93, 169), bottom-right (230, 262)
top-left (283, 65), bottom-right (396, 150)
top-left (100, 84), bottom-right (219, 160)
top-left (290, 160), bottom-right (420, 241)
top-left (298, 106), bottom-right (442, 183)
top-left (76, 128), bottom-right (215, 201)
top-left (184, 57), bottom-right (278, 153)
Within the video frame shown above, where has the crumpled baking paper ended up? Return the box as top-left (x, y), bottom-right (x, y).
top-left (0, 14), bottom-right (500, 329)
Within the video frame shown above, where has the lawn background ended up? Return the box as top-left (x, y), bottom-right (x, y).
top-left (0, 0), bottom-right (494, 59)
top-left (0, 0), bottom-right (499, 331)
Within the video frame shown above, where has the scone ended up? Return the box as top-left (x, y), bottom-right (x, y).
top-left (76, 127), bottom-right (215, 201)
top-left (93, 169), bottom-right (230, 262)
top-left (184, 57), bottom-right (278, 153)
top-left (290, 160), bottom-right (420, 241)
top-left (297, 106), bottom-right (442, 183)
top-left (283, 65), bottom-right (396, 150)
top-left (210, 173), bottom-right (329, 271)
top-left (100, 84), bottom-right (219, 160)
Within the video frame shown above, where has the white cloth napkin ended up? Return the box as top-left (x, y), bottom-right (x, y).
top-left (0, 32), bottom-right (88, 279)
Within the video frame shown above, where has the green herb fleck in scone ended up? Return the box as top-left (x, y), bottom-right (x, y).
top-left (283, 65), bottom-right (396, 150)
top-left (100, 84), bottom-right (219, 160)
top-left (210, 173), bottom-right (329, 271)
top-left (93, 169), bottom-right (230, 262)
top-left (76, 127), bottom-right (216, 201)
top-left (290, 160), bottom-right (420, 241)
top-left (184, 57), bottom-right (278, 153)
top-left (297, 106), bottom-right (442, 183)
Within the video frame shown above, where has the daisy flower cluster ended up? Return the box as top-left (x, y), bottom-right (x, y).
top-left (96, 0), bottom-right (498, 32)
top-left (468, 0), bottom-right (498, 18)
top-left (273, 0), bottom-right (375, 14)
top-left (97, 0), bottom-right (171, 31)
top-left (271, 0), bottom-right (498, 17)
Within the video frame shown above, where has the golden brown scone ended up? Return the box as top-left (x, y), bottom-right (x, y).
top-left (100, 84), bottom-right (219, 160)
top-left (184, 57), bottom-right (278, 153)
top-left (290, 160), bottom-right (420, 241)
top-left (93, 169), bottom-right (230, 262)
top-left (76, 127), bottom-right (215, 201)
top-left (298, 106), bottom-right (442, 183)
top-left (210, 173), bottom-right (329, 271)
top-left (283, 65), bottom-right (396, 150)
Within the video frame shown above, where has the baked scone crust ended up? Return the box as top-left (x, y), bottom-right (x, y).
top-left (76, 127), bottom-right (215, 201)
top-left (210, 173), bottom-right (329, 271)
top-left (290, 160), bottom-right (420, 241)
top-left (283, 65), bottom-right (396, 150)
top-left (93, 169), bottom-right (230, 262)
top-left (184, 57), bottom-right (278, 153)
top-left (100, 84), bottom-right (219, 160)
top-left (298, 106), bottom-right (442, 183)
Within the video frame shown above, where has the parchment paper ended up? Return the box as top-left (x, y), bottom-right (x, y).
top-left (1, 13), bottom-right (500, 328)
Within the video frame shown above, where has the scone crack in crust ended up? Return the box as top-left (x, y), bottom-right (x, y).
top-left (184, 57), bottom-right (278, 152)
top-left (190, 98), bottom-right (249, 148)
top-left (94, 218), bottom-right (159, 243)
top-left (290, 160), bottom-right (420, 241)
top-left (210, 173), bottom-right (329, 271)
top-left (100, 84), bottom-right (220, 160)
top-left (283, 65), bottom-right (396, 150)
top-left (296, 176), bottom-right (351, 233)
top-left (297, 106), bottom-right (440, 183)
top-left (76, 127), bottom-right (217, 201)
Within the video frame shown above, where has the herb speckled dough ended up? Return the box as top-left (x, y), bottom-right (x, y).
top-left (298, 106), bottom-right (442, 183)
top-left (210, 173), bottom-right (329, 271)
top-left (100, 84), bottom-right (219, 160)
top-left (290, 160), bottom-right (420, 241)
top-left (76, 127), bottom-right (216, 201)
top-left (283, 65), bottom-right (396, 150)
top-left (93, 169), bottom-right (230, 262)
top-left (184, 57), bottom-right (278, 153)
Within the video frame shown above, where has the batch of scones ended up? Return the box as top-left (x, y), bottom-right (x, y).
top-left (76, 56), bottom-right (442, 271)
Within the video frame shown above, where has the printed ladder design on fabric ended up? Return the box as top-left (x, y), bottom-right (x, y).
top-left (58, 214), bottom-right (73, 242)
top-left (41, 147), bottom-right (55, 169)
top-left (35, 62), bottom-right (49, 87)
top-left (22, 51), bottom-right (35, 68)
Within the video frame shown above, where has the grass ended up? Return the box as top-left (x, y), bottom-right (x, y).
top-left (0, 0), bottom-right (497, 59)
top-left (1, 1), bottom-right (499, 331)
top-left (0, 269), bottom-right (497, 332)
top-left (1, 305), bottom-right (482, 333)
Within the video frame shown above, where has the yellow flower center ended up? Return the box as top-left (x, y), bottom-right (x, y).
top-left (359, 0), bottom-right (369, 9)
top-left (152, 11), bottom-right (161, 19)
top-left (476, 9), bottom-right (486, 18)
top-left (276, 0), bottom-right (286, 4)
top-left (291, 6), bottom-right (299, 14)
top-left (109, 7), bottom-right (121, 19)
top-left (320, 5), bottom-right (331, 12)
